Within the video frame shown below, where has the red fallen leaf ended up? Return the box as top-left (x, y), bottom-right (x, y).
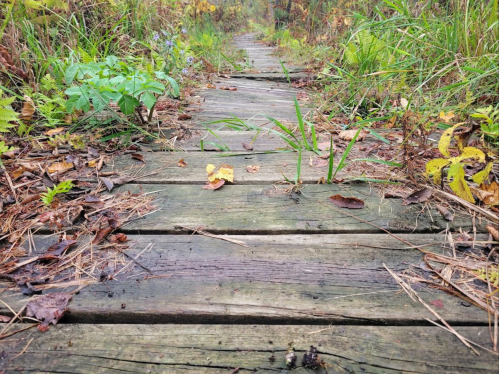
top-left (178, 113), bottom-right (192, 120)
top-left (430, 299), bottom-right (444, 309)
top-left (92, 227), bottom-right (114, 245)
top-left (131, 153), bottom-right (145, 162)
top-left (177, 159), bottom-right (188, 167)
top-left (242, 142), bottom-right (253, 150)
top-left (109, 233), bottom-right (128, 243)
top-left (402, 187), bottom-right (432, 205)
top-left (26, 293), bottom-right (72, 332)
top-left (329, 194), bottom-right (365, 209)
top-left (203, 179), bottom-right (226, 190)
top-left (39, 240), bottom-right (77, 260)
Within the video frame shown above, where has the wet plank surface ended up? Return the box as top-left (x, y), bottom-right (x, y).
top-left (1, 324), bottom-right (495, 373)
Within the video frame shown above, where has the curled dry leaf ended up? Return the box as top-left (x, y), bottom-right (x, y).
top-left (100, 176), bottom-right (114, 191)
top-left (48, 161), bottom-right (74, 174)
top-left (487, 225), bottom-right (499, 242)
top-left (109, 233), bottom-right (128, 243)
top-left (219, 86), bottom-right (237, 91)
top-left (477, 181), bottom-right (498, 205)
top-left (436, 205), bottom-right (454, 221)
top-left (403, 187), bottom-right (432, 205)
top-left (178, 113), bottom-right (192, 120)
top-left (203, 179), bottom-right (225, 190)
top-left (131, 153), bottom-right (145, 162)
top-left (246, 165), bottom-right (260, 173)
top-left (439, 111), bottom-right (455, 123)
top-left (339, 129), bottom-right (368, 142)
top-left (177, 159), bottom-right (187, 167)
top-left (44, 127), bottom-right (66, 136)
top-left (0, 315), bottom-right (11, 323)
top-left (21, 95), bottom-right (36, 121)
top-left (329, 194), bottom-right (365, 209)
top-left (206, 83), bottom-right (216, 89)
top-left (26, 292), bottom-right (72, 332)
top-left (92, 227), bottom-right (114, 244)
top-left (242, 142), bottom-right (253, 151)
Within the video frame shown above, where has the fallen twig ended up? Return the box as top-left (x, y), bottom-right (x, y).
top-left (175, 225), bottom-right (249, 247)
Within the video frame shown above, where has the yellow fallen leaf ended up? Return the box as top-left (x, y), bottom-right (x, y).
top-left (206, 164), bottom-right (234, 183)
top-left (425, 158), bottom-right (450, 185)
top-left (48, 161), bottom-right (74, 173)
top-left (87, 159), bottom-right (97, 168)
top-left (439, 111), bottom-right (455, 123)
top-left (448, 146), bottom-right (486, 164)
top-left (438, 123), bottom-right (463, 157)
top-left (472, 162), bottom-right (493, 185)
top-left (448, 163), bottom-right (475, 203)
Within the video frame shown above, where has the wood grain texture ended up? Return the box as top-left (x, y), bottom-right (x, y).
top-left (0, 234), bottom-right (488, 324)
top-left (110, 184), bottom-right (479, 234)
top-left (1, 324), bottom-right (496, 373)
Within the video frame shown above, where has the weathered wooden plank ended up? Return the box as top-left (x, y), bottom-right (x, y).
top-left (1, 324), bottom-right (495, 373)
top-left (107, 151), bottom-right (330, 184)
top-left (110, 184), bottom-right (477, 234)
top-left (0, 234), bottom-right (487, 324)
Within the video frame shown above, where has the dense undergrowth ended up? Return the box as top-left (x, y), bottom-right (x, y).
top-left (262, 0), bottom-right (498, 138)
top-left (0, 0), bottom-right (257, 142)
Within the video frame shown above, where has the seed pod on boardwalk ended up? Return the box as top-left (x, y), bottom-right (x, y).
top-left (302, 345), bottom-right (324, 369)
top-left (285, 347), bottom-right (297, 368)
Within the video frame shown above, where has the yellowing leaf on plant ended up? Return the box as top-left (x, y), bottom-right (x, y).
top-left (438, 123), bottom-right (463, 157)
top-left (472, 162), bottom-right (493, 185)
top-left (448, 163), bottom-right (475, 203)
top-left (48, 161), bottom-right (74, 174)
top-left (439, 111), bottom-right (455, 123)
top-left (426, 158), bottom-right (450, 185)
top-left (448, 146), bottom-right (486, 164)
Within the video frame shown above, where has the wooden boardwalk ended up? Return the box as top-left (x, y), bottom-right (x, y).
top-left (1, 34), bottom-right (497, 373)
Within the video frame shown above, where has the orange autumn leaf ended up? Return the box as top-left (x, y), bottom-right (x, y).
top-left (48, 161), bottom-right (74, 173)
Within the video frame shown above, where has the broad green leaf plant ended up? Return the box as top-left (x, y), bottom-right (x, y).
top-left (0, 89), bottom-right (19, 133)
top-left (426, 124), bottom-right (493, 203)
top-left (64, 56), bottom-right (179, 124)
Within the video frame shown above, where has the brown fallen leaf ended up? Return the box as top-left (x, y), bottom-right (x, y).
top-left (246, 165), bottom-right (260, 173)
top-left (48, 161), bottom-right (74, 174)
top-left (203, 179), bottom-right (226, 190)
top-left (99, 176), bottom-right (132, 191)
top-left (21, 194), bottom-right (41, 205)
top-left (26, 293), bottom-right (72, 332)
top-left (39, 240), bottom-right (77, 260)
top-left (85, 195), bottom-right (102, 203)
top-left (44, 127), bottom-right (66, 136)
top-left (177, 159), bottom-right (187, 167)
top-left (100, 177), bottom-right (114, 191)
top-left (92, 227), bottom-right (114, 244)
top-left (242, 142), bottom-right (253, 151)
top-left (478, 181), bottom-right (499, 205)
top-left (403, 187), bottom-right (432, 205)
top-left (21, 95), bottom-right (36, 121)
top-left (131, 153), bottom-right (145, 162)
top-left (0, 315), bottom-right (11, 323)
top-left (339, 129), bottom-right (368, 142)
top-left (206, 83), bottom-right (216, 89)
top-left (436, 205), bottom-right (454, 221)
top-left (109, 233), bottom-right (128, 243)
top-left (219, 86), bottom-right (237, 91)
top-left (329, 194), bottom-right (365, 209)
top-left (178, 113), bottom-right (192, 120)
top-left (317, 141), bottom-right (334, 152)
top-left (487, 225), bottom-right (499, 241)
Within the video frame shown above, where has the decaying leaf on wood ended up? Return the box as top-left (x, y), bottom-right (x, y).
top-left (403, 187), bottom-right (432, 205)
top-left (246, 165), bottom-right (260, 173)
top-left (436, 205), bottom-right (454, 221)
top-left (177, 159), bottom-right (187, 167)
top-left (329, 194), bottom-right (365, 209)
top-left (26, 293), bottom-right (72, 332)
